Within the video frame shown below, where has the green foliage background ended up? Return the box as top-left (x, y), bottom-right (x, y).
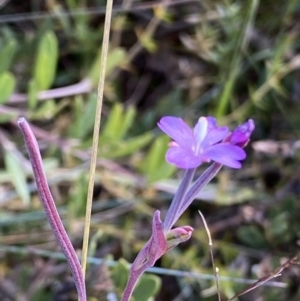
top-left (1, 1), bottom-right (300, 300)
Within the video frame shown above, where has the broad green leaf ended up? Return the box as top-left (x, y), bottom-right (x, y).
top-left (34, 31), bottom-right (58, 90)
top-left (133, 274), bottom-right (161, 301)
top-left (0, 71), bottom-right (15, 104)
top-left (4, 151), bottom-right (30, 206)
top-left (28, 79), bottom-right (39, 109)
top-left (0, 39), bottom-right (17, 74)
top-left (111, 258), bottom-right (161, 301)
top-left (89, 47), bottom-right (126, 85)
top-left (111, 258), bottom-right (129, 292)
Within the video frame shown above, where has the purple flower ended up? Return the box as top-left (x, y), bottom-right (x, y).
top-left (158, 116), bottom-right (249, 169)
top-left (228, 119), bottom-right (255, 147)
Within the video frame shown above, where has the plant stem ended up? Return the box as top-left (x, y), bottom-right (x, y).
top-left (18, 118), bottom-right (87, 301)
top-left (81, 0), bottom-right (114, 279)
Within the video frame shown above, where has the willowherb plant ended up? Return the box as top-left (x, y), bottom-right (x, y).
top-left (18, 115), bottom-right (254, 301)
top-left (122, 116), bottom-right (254, 301)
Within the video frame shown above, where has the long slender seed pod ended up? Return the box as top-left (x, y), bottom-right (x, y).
top-left (18, 117), bottom-right (86, 301)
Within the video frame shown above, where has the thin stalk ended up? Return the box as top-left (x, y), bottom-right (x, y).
top-left (81, 0), bottom-right (114, 278)
top-left (163, 168), bottom-right (195, 232)
top-left (198, 210), bottom-right (221, 301)
top-left (177, 163), bottom-right (222, 220)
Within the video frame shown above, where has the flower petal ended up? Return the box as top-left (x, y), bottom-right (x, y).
top-left (202, 126), bottom-right (229, 147)
top-left (206, 116), bottom-right (217, 129)
top-left (158, 116), bottom-right (194, 147)
top-left (166, 147), bottom-right (201, 169)
top-left (230, 119), bottom-right (255, 147)
top-left (193, 117), bottom-right (208, 145)
top-left (204, 144), bottom-right (246, 168)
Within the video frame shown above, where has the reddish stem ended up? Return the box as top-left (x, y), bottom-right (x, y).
top-left (18, 117), bottom-right (87, 301)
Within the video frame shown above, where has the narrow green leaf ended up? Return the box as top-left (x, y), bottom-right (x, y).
top-left (73, 94), bottom-right (98, 139)
top-left (0, 71), bottom-right (15, 104)
top-left (118, 106), bottom-right (136, 139)
top-left (0, 39), bottom-right (17, 74)
top-left (0, 112), bottom-right (17, 123)
top-left (102, 104), bottom-right (136, 140)
top-left (141, 135), bottom-right (176, 183)
top-left (68, 174), bottom-right (88, 217)
top-left (140, 35), bottom-right (157, 53)
top-left (4, 151), bottom-right (30, 206)
top-left (34, 31), bottom-right (58, 90)
top-left (102, 103), bottom-right (123, 139)
top-left (143, 135), bottom-right (169, 175)
top-left (31, 99), bottom-right (57, 119)
top-left (100, 132), bottom-right (153, 158)
top-left (28, 79), bottom-right (39, 109)
top-left (89, 47), bottom-right (126, 85)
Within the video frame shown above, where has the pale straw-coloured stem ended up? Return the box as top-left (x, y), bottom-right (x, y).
top-left (81, 0), bottom-right (113, 278)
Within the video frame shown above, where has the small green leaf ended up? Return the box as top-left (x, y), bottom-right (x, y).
top-left (89, 47), bottom-right (126, 85)
top-left (72, 94), bottom-right (98, 139)
top-left (0, 112), bottom-right (17, 123)
top-left (28, 79), bottom-right (39, 109)
top-left (111, 258), bottom-right (161, 301)
top-left (237, 225), bottom-right (267, 249)
top-left (0, 71), bottom-right (15, 104)
top-left (34, 31), bottom-right (58, 90)
top-left (0, 39), bottom-right (17, 74)
top-left (4, 151), bottom-right (30, 206)
top-left (102, 104), bottom-right (136, 140)
top-left (100, 132), bottom-right (153, 158)
top-left (119, 106), bottom-right (136, 139)
top-left (133, 274), bottom-right (161, 301)
top-left (102, 103), bottom-right (123, 139)
top-left (111, 258), bottom-right (130, 292)
top-left (106, 48), bottom-right (126, 74)
top-left (140, 135), bottom-right (176, 183)
top-left (31, 99), bottom-right (57, 119)
top-left (68, 174), bottom-right (88, 217)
